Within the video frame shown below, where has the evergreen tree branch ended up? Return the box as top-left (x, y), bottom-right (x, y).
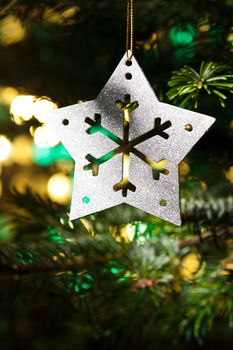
top-left (179, 224), bottom-right (233, 248)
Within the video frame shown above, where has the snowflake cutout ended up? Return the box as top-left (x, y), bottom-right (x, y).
top-left (46, 53), bottom-right (215, 225)
top-left (84, 96), bottom-right (171, 196)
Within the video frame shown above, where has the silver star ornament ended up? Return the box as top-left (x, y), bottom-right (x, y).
top-left (46, 53), bottom-right (215, 226)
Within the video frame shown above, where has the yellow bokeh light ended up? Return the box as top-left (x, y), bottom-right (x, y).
top-left (10, 95), bottom-right (57, 124)
top-left (62, 6), bottom-right (80, 18)
top-left (43, 6), bottom-right (80, 25)
top-left (0, 135), bottom-right (12, 161)
top-left (33, 98), bottom-right (57, 123)
top-left (10, 95), bottom-right (35, 121)
top-left (199, 23), bottom-right (211, 32)
top-left (43, 8), bottom-right (63, 24)
top-left (198, 18), bottom-right (211, 33)
top-left (180, 252), bottom-right (205, 280)
top-left (179, 161), bottom-right (190, 176)
top-left (34, 124), bottom-right (60, 148)
top-left (227, 27), bottom-right (233, 43)
top-left (0, 87), bottom-right (19, 105)
top-left (9, 170), bottom-right (48, 195)
top-left (0, 15), bottom-right (26, 45)
top-left (11, 135), bottom-right (32, 165)
top-left (226, 166), bottom-right (233, 183)
top-left (199, 180), bottom-right (207, 191)
top-left (47, 173), bottom-right (71, 204)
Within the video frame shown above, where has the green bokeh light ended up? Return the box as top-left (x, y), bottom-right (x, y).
top-left (32, 143), bottom-right (71, 166)
top-left (17, 251), bottom-right (33, 264)
top-left (69, 274), bottom-right (94, 293)
top-left (47, 225), bottom-right (65, 243)
top-left (169, 24), bottom-right (197, 47)
top-left (125, 221), bottom-right (152, 244)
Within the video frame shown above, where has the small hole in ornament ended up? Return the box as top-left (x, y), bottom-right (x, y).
top-left (125, 73), bottom-right (132, 80)
top-left (159, 199), bottom-right (168, 207)
top-left (126, 60), bottom-right (132, 66)
top-left (62, 119), bottom-right (69, 126)
top-left (83, 196), bottom-right (90, 204)
top-left (185, 124), bottom-right (193, 132)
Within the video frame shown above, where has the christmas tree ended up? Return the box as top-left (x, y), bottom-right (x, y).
top-left (0, 1), bottom-right (233, 349)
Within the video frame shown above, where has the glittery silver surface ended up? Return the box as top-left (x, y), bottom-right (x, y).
top-left (46, 52), bottom-right (215, 226)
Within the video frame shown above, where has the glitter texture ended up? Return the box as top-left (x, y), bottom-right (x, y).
top-left (46, 53), bottom-right (215, 225)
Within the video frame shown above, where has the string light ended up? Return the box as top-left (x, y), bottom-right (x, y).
top-left (47, 173), bottom-right (71, 204)
top-left (0, 135), bottom-right (12, 161)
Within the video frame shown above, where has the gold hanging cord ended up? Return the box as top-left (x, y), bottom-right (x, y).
top-left (126, 0), bottom-right (134, 60)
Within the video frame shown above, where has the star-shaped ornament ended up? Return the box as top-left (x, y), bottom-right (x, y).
top-left (46, 53), bottom-right (215, 225)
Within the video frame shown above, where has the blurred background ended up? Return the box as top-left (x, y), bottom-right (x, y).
top-left (0, 1), bottom-right (233, 349)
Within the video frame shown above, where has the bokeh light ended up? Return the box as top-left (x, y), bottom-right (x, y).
top-left (0, 16), bottom-right (26, 46)
top-left (47, 173), bottom-right (71, 204)
top-left (226, 26), bottom-right (233, 44)
top-left (10, 95), bottom-right (35, 122)
top-left (34, 124), bottom-right (60, 148)
top-left (198, 17), bottom-right (211, 33)
top-left (0, 87), bottom-right (19, 106)
top-left (9, 170), bottom-right (48, 195)
top-left (169, 24), bottom-right (197, 47)
top-left (10, 95), bottom-right (58, 125)
top-left (226, 166), bottom-right (233, 183)
top-left (179, 161), bottom-right (190, 176)
top-left (32, 144), bottom-right (71, 166)
top-left (180, 252), bottom-right (205, 280)
top-left (33, 98), bottom-right (57, 123)
top-left (62, 6), bottom-right (81, 18)
top-left (11, 135), bottom-right (33, 165)
top-left (43, 6), bottom-right (80, 25)
top-left (0, 135), bottom-right (12, 161)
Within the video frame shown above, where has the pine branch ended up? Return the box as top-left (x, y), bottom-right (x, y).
top-left (181, 195), bottom-right (233, 225)
top-left (179, 224), bottom-right (233, 248)
top-left (167, 62), bottom-right (233, 108)
top-left (0, 223), bottom-right (232, 275)
top-left (1, 230), bottom-right (233, 344)
top-left (6, 189), bottom-right (233, 240)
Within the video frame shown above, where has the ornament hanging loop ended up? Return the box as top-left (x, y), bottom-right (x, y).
top-left (126, 0), bottom-right (134, 61)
